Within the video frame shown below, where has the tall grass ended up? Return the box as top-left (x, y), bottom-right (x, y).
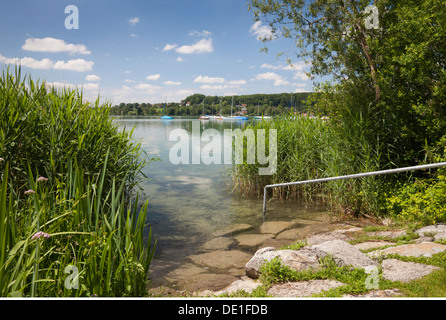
top-left (232, 112), bottom-right (383, 216)
top-left (0, 158), bottom-right (156, 297)
top-left (0, 67), bottom-right (144, 196)
top-left (0, 67), bottom-right (156, 296)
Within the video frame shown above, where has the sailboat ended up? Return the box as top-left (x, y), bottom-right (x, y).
top-left (225, 96), bottom-right (247, 120)
top-left (160, 100), bottom-right (173, 119)
top-left (199, 101), bottom-right (210, 120)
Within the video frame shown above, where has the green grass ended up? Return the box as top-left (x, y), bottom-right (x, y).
top-left (0, 67), bottom-right (156, 297)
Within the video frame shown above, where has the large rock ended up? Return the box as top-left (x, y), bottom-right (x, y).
top-left (381, 259), bottom-right (441, 283)
top-left (245, 247), bottom-right (327, 279)
top-left (310, 240), bottom-right (379, 268)
top-left (212, 276), bottom-right (262, 295)
top-left (368, 242), bottom-right (446, 259)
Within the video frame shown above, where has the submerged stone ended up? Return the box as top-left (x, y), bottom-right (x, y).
top-left (259, 221), bottom-right (296, 235)
top-left (212, 224), bottom-right (253, 237)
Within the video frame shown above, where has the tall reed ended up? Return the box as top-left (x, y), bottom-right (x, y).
top-left (0, 67), bottom-right (156, 296)
top-left (0, 67), bottom-right (145, 197)
top-left (0, 158), bottom-right (156, 297)
top-left (231, 112), bottom-right (383, 216)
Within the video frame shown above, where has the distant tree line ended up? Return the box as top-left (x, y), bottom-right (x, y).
top-left (109, 92), bottom-right (313, 116)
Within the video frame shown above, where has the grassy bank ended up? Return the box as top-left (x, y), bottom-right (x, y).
top-left (0, 68), bottom-right (155, 297)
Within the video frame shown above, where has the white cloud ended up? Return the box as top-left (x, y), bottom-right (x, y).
top-left (124, 79), bottom-right (134, 83)
top-left (189, 30), bottom-right (212, 37)
top-left (22, 37), bottom-right (90, 55)
top-left (193, 75), bottom-right (225, 84)
top-left (135, 83), bottom-right (159, 90)
top-left (129, 33), bottom-right (139, 38)
top-left (175, 38), bottom-right (213, 54)
top-left (85, 74), bottom-right (101, 82)
top-left (0, 54), bottom-right (53, 70)
top-left (200, 84), bottom-right (239, 90)
top-left (146, 74), bottom-right (161, 81)
top-left (0, 53), bottom-right (93, 72)
top-left (53, 59), bottom-right (94, 72)
top-left (193, 76), bottom-right (247, 91)
top-left (163, 43), bottom-right (178, 51)
top-left (46, 81), bottom-right (99, 92)
top-left (228, 79), bottom-right (247, 85)
top-left (163, 80), bottom-right (181, 86)
top-left (128, 17), bottom-right (139, 26)
top-left (261, 62), bottom-right (306, 71)
top-left (176, 57), bottom-right (184, 62)
top-left (82, 83), bottom-right (100, 90)
top-left (252, 72), bottom-right (289, 86)
top-left (250, 21), bottom-right (274, 41)
top-left (293, 71), bottom-right (311, 81)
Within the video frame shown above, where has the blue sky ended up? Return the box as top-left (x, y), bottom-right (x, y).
top-left (0, 0), bottom-right (314, 104)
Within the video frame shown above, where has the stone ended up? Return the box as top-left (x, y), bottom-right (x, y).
top-left (212, 224), bottom-right (253, 237)
top-left (213, 276), bottom-right (261, 295)
top-left (163, 263), bottom-right (208, 283)
top-left (235, 233), bottom-right (275, 248)
top-left (366, 230), bottom-right (407, 239)
top-left (188, 250), bottom-right (253, 270)
top-left (415, 224), bottom-right (446, 241)
top-left (343, 289), bottom-right (403, 298)
top-left (245, 247), bottom-right (327, 279)
top-left (259, 221), bottom-right (295, 234)
top-left (353, 241), bottom-right (394, 251)
top-left (310, 240), bottom-right (379, 268)
top-left (275, 228), bottom-right (301, 240)
top-left (381, 259), bottom-right (441, 283)
top-left (368, 242), bottom-right (446, 259)
top-left (306, 228), bottom-right (360, 245)
top-left (201, 237), bottom-right (237, 251)
top-left (267, 280), bottom-right (345, 297)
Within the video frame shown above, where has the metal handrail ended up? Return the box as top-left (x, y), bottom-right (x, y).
top-left (262, 162), bottom-right (446, 217)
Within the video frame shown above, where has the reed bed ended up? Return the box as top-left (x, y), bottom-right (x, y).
top-left (0, 67), bottom-right (155, 297)
top-left (232, 113), bottom-right (383, 216)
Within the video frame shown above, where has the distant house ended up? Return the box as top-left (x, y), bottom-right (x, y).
top-left (186, 101), bottom-right (191, 107)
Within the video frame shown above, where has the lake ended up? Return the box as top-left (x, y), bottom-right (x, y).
top-left (113, 117), bottom-right (330, 293)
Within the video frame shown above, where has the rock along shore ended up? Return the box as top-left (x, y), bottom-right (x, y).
top-left (205, 222), bottom-right (446, 298)
top-left (149, 219), bottom-right (446, 298)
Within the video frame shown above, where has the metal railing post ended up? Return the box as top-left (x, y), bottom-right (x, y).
top-left (262, 162), bottom-right (446, 216)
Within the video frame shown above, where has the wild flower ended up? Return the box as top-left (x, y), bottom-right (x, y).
top-left (24, 189), bottom-right (35, 195)
top-left (37, 176), bottom-right (48, 182)
top-left (0, 157), bottom-right (4, 161)
top-left (31, 231), bottom-right (51, 240)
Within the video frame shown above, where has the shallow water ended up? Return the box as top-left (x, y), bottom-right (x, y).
top-left (113, 117), bottom-right (330, 291)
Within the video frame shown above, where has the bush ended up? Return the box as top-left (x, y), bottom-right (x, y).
top-left (386, 175), bottom-right (446, 225)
